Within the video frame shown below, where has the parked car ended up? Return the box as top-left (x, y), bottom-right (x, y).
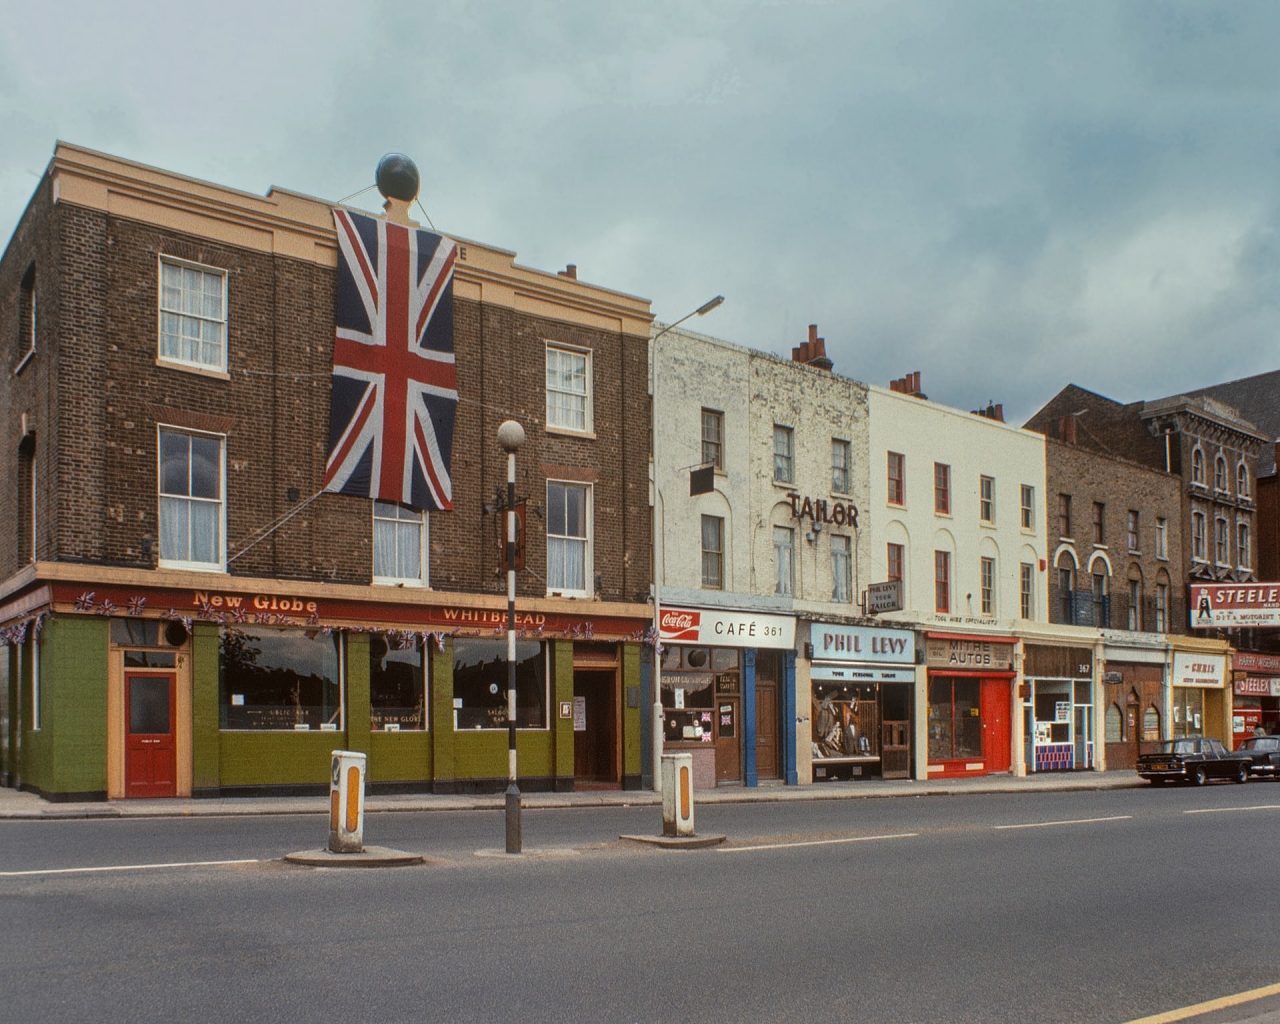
top-left (1238, 735), bottom-right (1280, 779)
top-left (1137, 737), bottom-right (1251, 786)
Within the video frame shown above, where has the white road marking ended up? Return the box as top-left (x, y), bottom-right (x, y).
top-left (0, 858), bottom-right (263, 878)
top-left (994, 815), bottom-right (1132, 830)
top-left (718, 832), bottom-right (918, 853)
top-left (1184, 805), bottom-right (1280, 815)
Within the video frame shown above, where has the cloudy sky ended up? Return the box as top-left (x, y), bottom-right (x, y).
top-left (3, 0), bottom-right (1277, 423)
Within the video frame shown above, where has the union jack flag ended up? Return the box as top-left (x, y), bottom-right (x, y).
top-left (323, 208), bottom-right (457, 511)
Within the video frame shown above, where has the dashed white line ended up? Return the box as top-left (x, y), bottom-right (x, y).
top-left (994, 815), bottom-right (1132, 830)
top-left (1184, 805), bottom-right (1280, 815)
top-left (0, 858), bottom-right (263, 878)
top-left (718, 832), bottom-right (918, 853)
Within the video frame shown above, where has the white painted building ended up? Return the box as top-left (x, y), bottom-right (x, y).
top-left (651, 324), bottom-right (870, 787)
top-left (867, 380), bottom-right (1052, 778)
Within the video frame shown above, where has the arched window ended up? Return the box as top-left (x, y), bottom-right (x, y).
top-left (1191, 447), bottom-right (1205, 485)
top-left (1142, 705), bottom-right (1161, 742)
top-left (1106, 704), bottom-right (1124, 743)
top-left (1237, 462), bottom-right (1250, 498)
top-left (1214, 454), bottom-right (1228, 492)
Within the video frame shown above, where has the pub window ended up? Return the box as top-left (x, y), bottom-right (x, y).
top-left (452, 638), bottom-right (546, 729)
top-left (159, 426), bottom-right (224, 570)
top-left (159, 257), bottom-right (227, 372)
top-left (545, 343), bottom-right (591, 433)
top-left (373, 501), bottom-right (427, 585)
top-left (370, 634), bottom-right (427, 731)
top-left (547, 480), bottom-right (591, 596)
top-left (219, 627), bottom-right (342, 730)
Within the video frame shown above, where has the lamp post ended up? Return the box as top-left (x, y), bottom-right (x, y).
top-left (498, 418), bottom-right (526, 853)
top-left (650, 295), bottom-right (725, 793)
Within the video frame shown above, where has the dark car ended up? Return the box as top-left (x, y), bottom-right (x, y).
top-left (1137, 737), bottom-right (1251, 786)
top-left (1238, 735), bottom-right (1280, 779)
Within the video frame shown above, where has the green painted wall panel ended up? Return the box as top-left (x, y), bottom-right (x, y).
top-left (43, 617), bottom-right (109, 795)
top-left (552, 640), bottom-right (574, 780)
top-left (622, 642), bottom-right (642, 777)
top-left (219, 731), bottom-right (343, 787)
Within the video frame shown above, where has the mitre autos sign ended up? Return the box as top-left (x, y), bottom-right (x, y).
top-left (659, 607), bottom-right (795, 649)
top-left (1190, 583), bottom-right (1280, 629)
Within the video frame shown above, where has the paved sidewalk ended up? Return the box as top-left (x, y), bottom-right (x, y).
top-left (0, 771), bottom-right (1145, 820)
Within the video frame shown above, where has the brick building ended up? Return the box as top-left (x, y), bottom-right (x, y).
top-left (0, 143), bottom-right (652, 800)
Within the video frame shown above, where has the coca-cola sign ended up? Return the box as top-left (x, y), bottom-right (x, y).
top-left (658, 606), bottom-right (795, 649)
top-left (660, 609), bottom-right (701, 642)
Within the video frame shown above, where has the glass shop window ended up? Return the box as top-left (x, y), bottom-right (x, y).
top-left (369, 633), bottom-right (428, 731)
top-left (219, 627), bottom-right (342, 731)
top-left (812, 683), bottom-right (881, 760)
top-left (661, 646), bottom-right (739, 742)
top-left (927, 677), bottom-right (982, 761)
top-left (452, 638), bottom-right (547, 730)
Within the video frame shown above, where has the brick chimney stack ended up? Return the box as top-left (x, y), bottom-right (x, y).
top-left (558, 264), bottom-right (577, 279)
top-left (971, 402), bottom-right (1005, 422)
top-left (790, 323), bottom-right (834, 371)
top-left (889, 371), bottom-right (926, 399)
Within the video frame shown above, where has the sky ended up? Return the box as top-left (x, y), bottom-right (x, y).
top-left (3, 0), bottom-right (1278, 425)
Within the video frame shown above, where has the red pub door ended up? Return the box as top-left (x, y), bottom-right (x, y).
top-left (125, 673), bottom-right (177, 798)
top-left (980, 678), bottom-right (1012, 773)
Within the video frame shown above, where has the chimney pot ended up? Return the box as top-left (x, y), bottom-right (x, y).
top-left (808, 323), bottom-right (818, 344)
top-left (560, 263), bottom-right (577, 279)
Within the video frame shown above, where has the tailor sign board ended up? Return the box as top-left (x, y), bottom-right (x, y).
top-left (1190, 583), bottom-right (1280, 629)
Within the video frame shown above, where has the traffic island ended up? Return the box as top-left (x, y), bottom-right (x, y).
top-left (620, 832), bottom-right (726, 850)
top-left (283, 846), bottom-right (426, 868)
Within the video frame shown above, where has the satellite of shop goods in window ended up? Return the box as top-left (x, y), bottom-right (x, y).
top-left (0, 143), bottom-right (653, 802)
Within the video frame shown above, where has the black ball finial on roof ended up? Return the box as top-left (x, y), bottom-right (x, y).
top-left (375, 153), bottom-right (420, 202)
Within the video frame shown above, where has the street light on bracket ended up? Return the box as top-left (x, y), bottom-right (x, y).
top-left (650, 294), bottom-right (725, 793)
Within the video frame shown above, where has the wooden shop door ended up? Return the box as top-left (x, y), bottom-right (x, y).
top-left (715, 698), bottom-right (741, 783)
top-left (980, 678), bottom-right (1012, 773)
top-left (125, 672), bottom-right (176, 798)
top-left (754, 681), bottom-right (778, 780)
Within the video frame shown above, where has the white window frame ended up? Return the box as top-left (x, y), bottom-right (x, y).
top-left (1214, 454), bottom-right (1228, 493)
top-left (1127, 510), bottom-right (1139, 553)
top-left (773, 425), bottom-right (794, 484)
top-left (979, 475), bottom-right (995, 524)
top-left (773, 526), bottom-right (795, 596)
top-left (546, 480), bottom-right (592, 597)
top-left (1020, 485), bottom-right (1035, 531)
top-left (701, 514), bottom-right (724, 590)
top-left (545, 343), bottom-right (592, 434)
top-left (1191, 446), bottom-right (1205, 486)
top-left (1127, 578), bottom-right (1141, 630)
top-left (1191, 511), bottom-right (1207, 561)
top-left (1020, 562), bottom-right (1035, 619)
top-left (1214, 515), bottom-right (1230, 566)
top-left (157, 426), bottom-right (226, 572)
top-left (1237, 463), bottom-right (1250, 499)
top-left (372, 501), bottom-right (428, 586)
top-left (158, 256), bottom-right (228, 374)
top-left (831, 439), bottom-right (851, 494)
top-left (701, 409), bottom-right (724, 470)
top-left (831, 534), bottom-right (852, 603)
top-left (980, 556), bottom-right (996, 615)
top-left (1155, 583), bottom-right (1169, 632)
top-left (1237, 521), bottom-right (1251, 569)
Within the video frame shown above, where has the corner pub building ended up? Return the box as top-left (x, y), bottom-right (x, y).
top-left (0, 143), bottom-right (653, 800)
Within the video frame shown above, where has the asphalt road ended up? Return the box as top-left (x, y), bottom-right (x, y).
top-left (2, 783), bottom-right (1278, 1024)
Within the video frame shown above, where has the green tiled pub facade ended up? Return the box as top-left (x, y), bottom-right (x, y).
top-left (2, 585), bottom-right (648, 801)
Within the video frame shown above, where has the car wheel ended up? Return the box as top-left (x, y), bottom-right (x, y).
top-left (1236, 762), bottom-right (1250, 784)
top-left (1191, 765), bottom-right (1208, 786)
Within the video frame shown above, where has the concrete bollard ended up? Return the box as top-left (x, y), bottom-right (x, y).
top-left (660, 752), bottom-right (695, 837)
top-left (328, 750), bottom-right (367, 853)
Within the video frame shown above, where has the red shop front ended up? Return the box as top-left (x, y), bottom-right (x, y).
top-left (925, 632), bottom-right (1015, 778)
top-left (1231, 650), bottom-right (1280, 749)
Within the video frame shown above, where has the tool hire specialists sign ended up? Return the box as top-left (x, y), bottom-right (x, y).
top-left (659, 607), bottom-right (795, 649)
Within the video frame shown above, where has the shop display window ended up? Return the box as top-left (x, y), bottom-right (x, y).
top-left (661, 646), bottom-right (738, 742)
top-left (219, 627), bottom-right (342, 731)
top-left (452, 639), bottom-right (546, 729)
top-left (370, 634), bottom-right (427, 731)
top-left (812, 683), bottom-right (880, 760)
top-left (928, 677), bottom-right (981, 760)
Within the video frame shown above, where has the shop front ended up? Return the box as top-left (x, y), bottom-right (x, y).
top-left (808, 622), bottom-right (915, 782)
top-left (1230, 651), bottom-right (1280, 749)
top-left (1170, 649), bottom-right (1229, 744)
top-left (1022, 644), bottom-right (1094, 772)
top-left (925, 632), bottom-right (1016, 778)
top-left (1, 574), bottom-right (649, 800)
top-left (1101, 633), bottom-right (1168, 771)
top-left (657, 606), bottom-right (796, 788)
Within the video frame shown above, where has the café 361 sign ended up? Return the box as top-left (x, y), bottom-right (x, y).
top-left (786, 492), bottom-right (859, 530)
